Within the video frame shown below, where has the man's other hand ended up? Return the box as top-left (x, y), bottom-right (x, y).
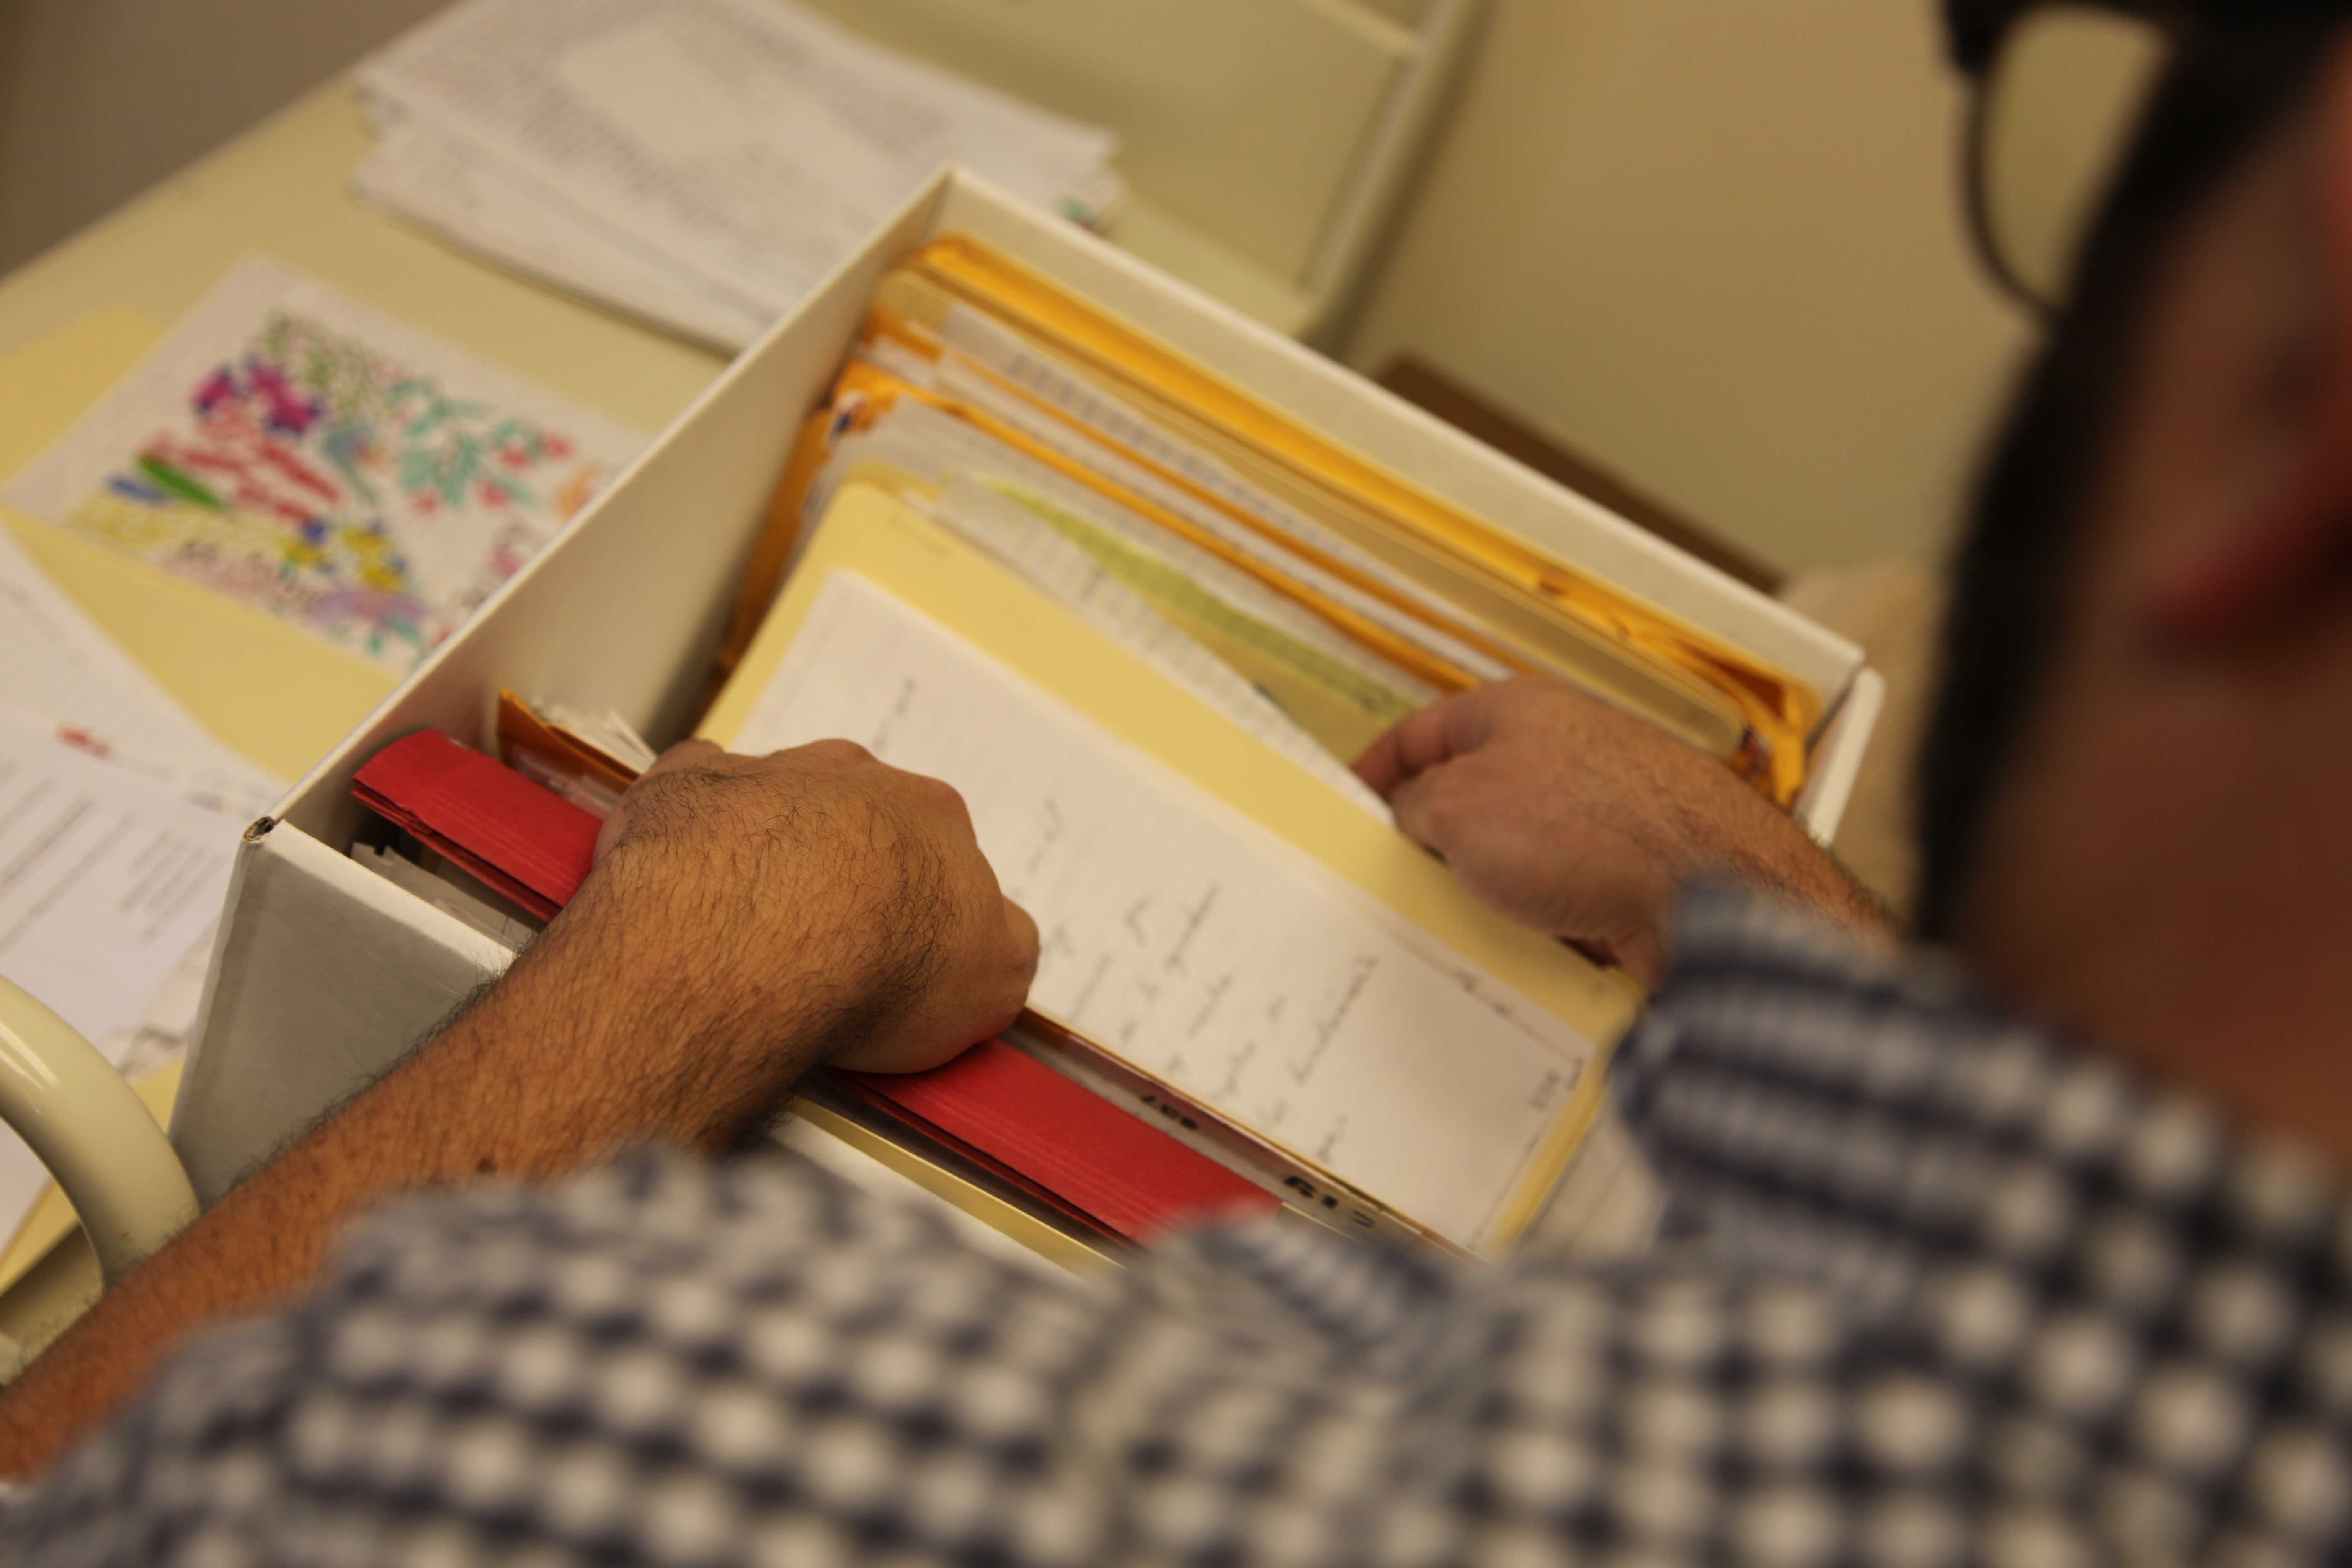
top-left (1354, 679), bottom-right (1890, 987)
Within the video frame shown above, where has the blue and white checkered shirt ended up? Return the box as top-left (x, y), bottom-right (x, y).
top-left (7, 888), bottom-right (2348, 1565)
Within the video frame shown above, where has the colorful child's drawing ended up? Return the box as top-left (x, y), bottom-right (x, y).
top-left (5, 258), bottom-right (645, 672)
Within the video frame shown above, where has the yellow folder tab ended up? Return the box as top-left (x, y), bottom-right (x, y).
top-left (902, 235), bottom-right (1821, 804)
top-left (868, 269), bottom-right (1764, 779)
top-left (702, 482), bottom-right (1640, 1253)
top-left (0, 312), bottom-right (395, 784)
top-left (726, 304), bottom-right (1756, 771)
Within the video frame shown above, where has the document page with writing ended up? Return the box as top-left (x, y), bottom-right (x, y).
top-left (734, 572), bottom-right (1596, 1251)
top-left (0, 526), bottom-right (281, 818)
top-left (0, 710), bottom-right (242, 1240)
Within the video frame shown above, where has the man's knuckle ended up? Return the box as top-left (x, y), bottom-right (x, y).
top-left (1421, 771), bottom-right (1474, 832)
top-left (803, 738), bottom-right (872, 767)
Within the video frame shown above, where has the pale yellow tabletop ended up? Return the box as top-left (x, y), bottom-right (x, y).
top-left (0, 79), bottom-right (732, 1359)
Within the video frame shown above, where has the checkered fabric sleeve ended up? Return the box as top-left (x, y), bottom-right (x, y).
top-left (1, 887), bottom-right (2347, 1566)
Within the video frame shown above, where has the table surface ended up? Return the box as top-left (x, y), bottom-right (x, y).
top-left (0, 79), bottom-right (734, 1359)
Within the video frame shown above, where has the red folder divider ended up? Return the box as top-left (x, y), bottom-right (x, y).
top-left (354, 731), bottom-right (599, 918)
top-left (353, 730), bottom-right (1276, 1244)
top-left (842, 1044), bottom-right (1272, 1243)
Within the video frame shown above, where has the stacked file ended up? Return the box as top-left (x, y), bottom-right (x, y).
top-left (722, 237), bottom-right (1824, 807)
top-left (351, 0), bottom-right (1124, 352)
top-left (0, 529), bottom-right (271, 1265)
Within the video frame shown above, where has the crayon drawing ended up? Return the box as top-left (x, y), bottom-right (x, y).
top-left (7, 258), bottom-right (645, 672)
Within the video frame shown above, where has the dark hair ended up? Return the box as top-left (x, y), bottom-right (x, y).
top-left (1914, 13), bottom-right (2347, 938)
top-left (1941, 0), bottom-right (2189, 76)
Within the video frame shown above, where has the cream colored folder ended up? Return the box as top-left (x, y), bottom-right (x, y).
top-left (701, 482), bottom-right (1641, 1253)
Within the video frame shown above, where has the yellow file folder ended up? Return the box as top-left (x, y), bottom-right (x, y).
top-left (701, 481), bottom-right (1641, 1255)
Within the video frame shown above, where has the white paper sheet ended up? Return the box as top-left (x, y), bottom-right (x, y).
top-left (357, 0), bottom-right (1121, 328)
top-left (351, 121), bottom-right (772, 353)
top-left (0, 711), bottom-right (243, 1238)
top-left (0, 525), bottom-right (282, 819)
top-left (735, 573), bottom-right (1595, 1251)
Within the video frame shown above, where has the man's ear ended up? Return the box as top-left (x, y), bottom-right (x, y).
top-left (2149, 37), bottom-right (2352, 647)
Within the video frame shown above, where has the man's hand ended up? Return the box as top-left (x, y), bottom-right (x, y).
top-left (580, 738), bottom-right (1038, 1093)
top-left (1355, 679), bottom-right (1891, 987)
top-left (0, 738), bottom-right (1036, 1476)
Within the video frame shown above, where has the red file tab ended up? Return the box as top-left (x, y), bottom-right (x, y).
top-left (352, 730), bottom-right (601, 918)
top-left (843, 1042), bottom-right (1278, 1242)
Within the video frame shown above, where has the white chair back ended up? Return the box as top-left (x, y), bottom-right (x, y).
top-left (0, 977), bottom-right (197, 1289)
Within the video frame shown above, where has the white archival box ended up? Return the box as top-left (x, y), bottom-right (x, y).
top-left (169, 168), bottom-right (1881, 1209)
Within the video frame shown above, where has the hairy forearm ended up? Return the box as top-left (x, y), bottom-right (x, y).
top-left (0, 893), bottom-right (833, 1478)
top-left (0, 733), bottom-right (1075, 1478)
top-left (1709, 814), bottom-right (1902, 944)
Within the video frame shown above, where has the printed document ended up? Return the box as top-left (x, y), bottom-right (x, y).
top-left (0, 525), bottom-right (281, 818)
top-left (0, 712), bottom-right (243, 1242)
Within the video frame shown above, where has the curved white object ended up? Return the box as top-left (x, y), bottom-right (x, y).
top-left (0, 977), bottom-right (198, 1288)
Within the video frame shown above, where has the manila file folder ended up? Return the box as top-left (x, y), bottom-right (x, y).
top-left (700, 481), bottom-right (1643, 1257)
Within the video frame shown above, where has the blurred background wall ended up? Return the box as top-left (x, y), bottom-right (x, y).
top-left (0, 0), bottom-right (2031, 577)
top-left (0, 0), bottom-right (444, 272)
top-left (1345, 0), bottom-right (2032, 573)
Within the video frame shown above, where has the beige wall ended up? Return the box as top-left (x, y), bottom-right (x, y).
top-left (1344, 0), bottom-right (2036, 573)
top-left (0, 0), bottom-right (450, 271)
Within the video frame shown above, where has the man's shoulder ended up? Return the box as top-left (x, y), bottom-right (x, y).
top-left (327, 1147), bottom-right (1698, 1355)
top-left (338, 1144), bottom-right (1040, 1298)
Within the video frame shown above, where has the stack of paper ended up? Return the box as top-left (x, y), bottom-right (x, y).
top-left (0, 555), bottom-right (265, 1251)
top-left (351, 0), bottom-right (1124, 352)
top-left (308, 234), bottom-right (1826, 1261)
top-left (721, 237), bottom-right (1827, 810)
